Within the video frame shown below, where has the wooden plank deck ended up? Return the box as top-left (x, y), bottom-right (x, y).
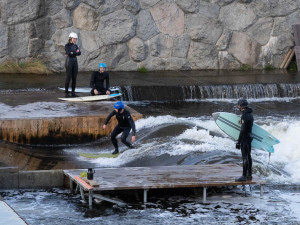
top-left (64, 164), bottom-right (266, 207)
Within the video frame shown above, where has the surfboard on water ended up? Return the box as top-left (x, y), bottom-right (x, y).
top-left (58, 87), bottom-right (121, 93)
top-left (79, 152), bottom-right (120, 158)
top-left (212, 112), bottom-right (280, 153)
top-left (58, 93), bottom-right (122, 102)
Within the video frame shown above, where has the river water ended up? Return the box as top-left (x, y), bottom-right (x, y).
top-left (1, 71), bottom-right (300, 224)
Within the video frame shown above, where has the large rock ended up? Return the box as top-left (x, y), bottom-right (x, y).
top-left (247, 17), bottom-right (273, 45)
top-left (218, 51), bottom-right (241, 69)
top-left (80, 31), bottom-right (101, 52)
top-left (185, 14), bottom-right (223, 45)
top-left (46, 0), bottom-right (63, 16)
top-left (219, 2), bottom-right (256, 31)
top-left (52, 9), bottom-right (72, 29)
top-left (27, 17), bottom-right (54, 40)
top-left (198, 1), bottom-right (220, 18)
top-left (210, 0), bottom-right (234, 6)
top-left (139, 57), bottom-right (191, 71)
top-left (73, 3), bottom-right (99, 30)
top-left (85, 43), bottom-right (130, 70)
top-left (115, 60), bottom-right (138, 71)
top-left (99, 0), bottom-right (123, 16)
top-left (150, 2), bottom-right (184, 37)
top-left (216, 30), bottom-right (232, 51)
top-left (188, 41), bottom-right (218, 69)
top-left (175, 0), bottom-right (199, 13)
top-left (63, 0), bottom-right (80, 10)
top-left (123, 0), bottom-right (141, 15)
top-left (0, 22), bottom-right (8, 57)
top-left (98, 9), bottom-right (137, 45)
top-left (172, 34), bottom-right (191, 58)
top-left (149, 34), bottom-right (173, 58)
top-left (139, 0), bottom-right (161, 9)
top-left (228, 32), bottom-right (261, 66)
top-left (128, 37), bottom-right (146, 62)
top-left (81, 0), bottom-right (104, 9)
top-left (1, 0), bottom-right (44, 25)
top-left (8, 23), bottom-right (30, 58)
top-left (254, 0), bottom-right (299, 17)
top-left (136, 10), bottom-right (159, 41)
top-left (28, 38), bottom-right (44, 57)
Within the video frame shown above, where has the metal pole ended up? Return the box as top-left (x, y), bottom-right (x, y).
top-left (144, 189), bottom-right (148, 203)
top-left (89, 190), bottom-right (93, 208)
top-left (260, 184), bottom-right (264, 198)
top-left (203, 187), bottom-right (207, 203)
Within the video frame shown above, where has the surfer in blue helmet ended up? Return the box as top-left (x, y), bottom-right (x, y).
top-left (235, 99), bottom-right (254, 182)
top-left (90, 63), bottom-right (111, 96)
top-left (103, 101), bottom-right (136, 154)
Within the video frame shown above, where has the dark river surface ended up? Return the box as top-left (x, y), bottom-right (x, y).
top-left (1, 70), bottom-right (300, 224)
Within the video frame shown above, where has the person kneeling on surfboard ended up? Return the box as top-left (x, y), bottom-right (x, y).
top-left (103, 101), bottom-right (136, 154)
top-left (235, 99), bottom-right (254, 182)
top-left (90, 63), bottom-right (111, 96)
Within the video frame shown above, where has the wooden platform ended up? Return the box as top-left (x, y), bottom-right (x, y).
top-left (64, 164), bottom-right (266, 207)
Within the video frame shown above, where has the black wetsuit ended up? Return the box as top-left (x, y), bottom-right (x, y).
top-left (237, 107), bottom-right (254, 178)
top-left (65, 43), bottom-right (81, 94)
top-left (90, 71), bottom-right (110, 95)
top-left (104, 109), bottom-right (136, 151)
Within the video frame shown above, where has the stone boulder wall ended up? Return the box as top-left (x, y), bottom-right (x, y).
top-left (0, 0), bottom-right (299, 71)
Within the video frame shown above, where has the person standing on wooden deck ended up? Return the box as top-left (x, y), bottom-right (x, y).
top-left (235, 99), bottom-right (254, 182)
top-left (90, 63), bottom-right (111, 96)
top-left (64, 32), bottom-right (81, 98)
top-left (103, 101), bottom-right (136, 154)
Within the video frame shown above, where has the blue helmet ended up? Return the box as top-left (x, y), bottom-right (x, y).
top-left (99, 63), bottom-right (107, 68)
top-left (114, 101), bottom-right (124, 110)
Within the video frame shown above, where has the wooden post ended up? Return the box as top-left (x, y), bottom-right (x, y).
top-left (284, 48), bottom-right (295, 69)
top-left (280, 49), bottom-right (292, 69)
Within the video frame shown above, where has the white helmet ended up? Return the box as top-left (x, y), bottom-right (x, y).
top-left (69, 32), bottom-right (78, 39)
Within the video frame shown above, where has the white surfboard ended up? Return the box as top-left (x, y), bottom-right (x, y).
top-left (58, 93), bottom-right (122, 102)
top-left (212, 112), bottom-right (280, 153)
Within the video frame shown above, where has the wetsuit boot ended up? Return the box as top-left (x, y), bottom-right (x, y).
top-left (235, 176), bottom-right (247, 182)
top-left (112, 148), bottom-right (119, 154)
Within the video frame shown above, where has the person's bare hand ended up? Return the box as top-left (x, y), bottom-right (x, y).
top-left (103, 124), bottom-right (107, 129)
top-left (94, 89), bottom-right (99, 95)
top-left (132, 136), bottom-right (136, 143)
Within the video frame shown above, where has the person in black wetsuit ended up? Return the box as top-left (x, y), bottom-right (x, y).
top-left (103, 101), bottom-right (136, 154)
top-left (65, 32), bottom-right (81, 97)
top-left (90, 63), bottom-right (111, 96)
top-left (235, 99), bottom-right (254, 182)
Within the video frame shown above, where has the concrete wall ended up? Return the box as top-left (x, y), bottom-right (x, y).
top-left (0, 112), bottom-right (142, 145)
top-left (0, 0), bottom-right (299, 71)
top-left (0, 167), bottom-right (64, 189)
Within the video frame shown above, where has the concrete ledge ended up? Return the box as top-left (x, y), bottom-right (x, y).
top-left (0, 170), bottom-right (64, 189)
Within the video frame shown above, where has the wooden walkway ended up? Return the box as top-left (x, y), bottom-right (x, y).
top-left (64, 164), bottom-right (266, 207)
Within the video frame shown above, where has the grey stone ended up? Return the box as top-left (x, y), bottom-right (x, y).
top-left (253, 0), bottom-right (299, 17)
top-left (123, 0), bottom-right (141, 15)
top-left (175, 0), bottom-right (199, 13)
top-left (115, 60), bottom-right (138, 71)
top-left (128, 37), bottom-right (146, 62)
top-left (219, 2), bottom-right (256, 31)
top-left (247, 17), bottom-right (273, 45)
top-left (85, 43), bottom-right (130, 70)
top-left (216, 30), bottom-right (232, 51)
top-left (149, 34), bottom-right (173, 58)
top-left (210, 0), bottom-right (234, 6)
top-left (136, 10), bottom-right (159, 41)
top-left (0, 22), bottom-right (8, 57)
top-left (81, 0), bottom-right (104, 9)
top-left (98, 9), bottom-right (137, 45)
top-left (46, 0), bottom-right (63, 16)
top-left (52, 27), bottom-right (80, 47)
top-left (228, 32), bottom-right (261, 65)
top-left (41, 51), bottom-right (65, 72)
top-left (150, 2), bottom-right (184, 37)
top-left (80, 30), bottom-right (101, 52)
top-left (1, 0), bottom-right (44, 25)
top-left (187, 41), bottom-right (218, 69)
top-left (198, 1), bottom-right (220, 18)
top-left (186, 14), bottom-right (223, 45)
top-left (172, 34), bottom-right (191, 58)
top-left (73, 3), bottom-right (99, 30)
top-left (139, 57), bottom-right (191, 71)
top-left (218, 51), bottom-right (241, 69)
top-left (238, 0), bottom-right (252, 3)
top-left (52, 9), bottom-right (72, 29)
top-left (63, 0), bottom-right (80, 10)
top-left (19, 170), bottom-right (64, 188)
top-left (140, 0), bottom-right (161, 9)
top-left (27, 17), bottom-right (54, 41)
top-left (28, 38), bottom-right (45, 57)
top-left (99, 0), bottom-right (124, 16)
top-left (8, 23), bottom-right (30, 58)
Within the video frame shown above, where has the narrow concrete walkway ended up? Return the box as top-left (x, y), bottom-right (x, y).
top-left (0, 198), bottom-right (27, 225)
